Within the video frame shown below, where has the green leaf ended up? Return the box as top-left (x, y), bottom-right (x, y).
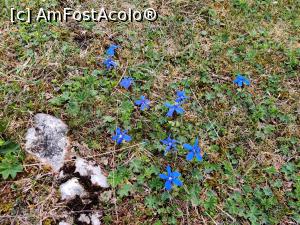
top-left (103, 116), bottom-right (115, 123)
top-left (153, 220), bottom-right (163, 225)
top-left (92, 69), bottom-right (102, 76)
top-left (144, 165), bottom-right (159, 178)
top-left (0, 141), bottom-right (20, 155)
top-left (145, 195), bottom-right (158, 209)
top-left (117, 183), bottom-right (133, 198)
top-left (107, 167), bottom-right (131, 188)
top-left (0, 154), bottom-right (23, 179)
top-left (188, 185), bottom-right (201, 206)
top-left (204, 191), bottom-right (218, 213)
top-left (120, 100), bottom-right (134, 123)
top-left (107, 171), bottom-right (123, 188)
top-left (0, 120), bottom-right (8, 133)
top-left (129, 159), bottom-right (143, 173)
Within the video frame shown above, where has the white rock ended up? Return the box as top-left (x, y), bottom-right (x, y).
top-left (25, 113), bottom-right (69, 171)
top-left (78, 214), bottom-right (90, 224)
top-left (58, 170), bottom-right (65, 179)
top-left (60, 178), bottom-right (86, 201)
top-left (59, 222), bottom-right (70, 225)
top-left (91, 213), bottom-right (101, 225)
top-left (75, 157), bottom-right (109, 188)
top-left (75, 157), bottom-right (90, 176)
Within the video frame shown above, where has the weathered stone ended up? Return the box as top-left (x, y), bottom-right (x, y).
top-left (25, 113), bottom-right (69, 171)
top-left (59, 177), bottom-right (86, 201)
top-left (78, 214), bottom-right (91, 224)
top-left (90, 213), bottom-right (101, 225)
top-left (59, 222), bottom-right (71, 225)
top-left (75, 157), bottom-right (109, 188)
top-left (77, 212), bottom-right (101, 225)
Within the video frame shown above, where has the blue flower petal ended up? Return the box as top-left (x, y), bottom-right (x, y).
top-left (244, 79), bottom-right (250, 86)
top-left (172, 171), bottom-right (181, 178)
top-left (106, 49), bottom-right (115, 56)
top-left (165, 145), bottom-right (171, 152)
top-left (166, 165), bottom-right (172, 175)
top-left (106, 44), bottom-right (119, 56)
top-left (123, 134), bottom-right (132, 142)
top-left (135, 100), bottom-right (142, 105)
top-left (140, 104), bottom-right (148, 111)
top-left (159, 174), bottom-right (168, 180)
top-left (135, 95), bottom-right (150, 111)
top-left (195, 152), bottom-right (203, 161)
top-left (183, 143), bottom-right (193, 151)
top-left (186, 151), bottom-right (194, 161)
top-left (120, 77), bottom-right (133, 89)
top-left (165, 180), bottom-right (172, 190)
top-left (161, 139), bottom-right (168, 145)
top-left (175, 98), bottom-right (182, 103)
top-left (116, 138), bottom-right (123, 145)
top-left (175, 91), bottom-right (188, 103)
top-left (112, 128), bottom-right (131, 145)
top-left (173, 178), bottom-right (183, 187)
top-left (166, 108), bottom-right (175, 117)
top-left (103, 58), bottom-right (117, 69)
top-left (116, 127), bottom-right (121, 134)
top-left (165, 103), bottom-right (172, 108)
top-left (194, 138), bottom-right (199, 147)
top-left (175, 107), bottom-right (184, 114)
top-left (112, 135), bottom-right (118, 141)
top-left (234, 75), bottom-right (250, 87)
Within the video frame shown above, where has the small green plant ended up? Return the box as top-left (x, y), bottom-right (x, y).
top-left (0, 140), bottom-right (23, 180)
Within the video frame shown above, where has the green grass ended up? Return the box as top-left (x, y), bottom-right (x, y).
top-left (0, 0), bottom-right (299, 224)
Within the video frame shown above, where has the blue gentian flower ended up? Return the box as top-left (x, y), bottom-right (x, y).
top-left (183, 137), bottom-right (202, 161)
top-left (233, 74), bottom-right (250, 87)
top-left (165, 102), bottom-right (184, 117)
top-left (161, 135), bottom-right (177, 155)
top-left (135, 95), bottom-right (150, 111)
top-left (112, 127), bottom-right (132, 145)
top-left (103, 58), bottom-right (117, 70)
top-left (159, 165), bottom-right (183, 191)
top-left (175, 90), bottom-right (188, 103)
top-left (106, 44), bottom-right (119, 56)
top-left (120, 77), bottom-right (133, 89)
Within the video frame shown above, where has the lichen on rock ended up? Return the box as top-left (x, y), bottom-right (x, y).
top-left (59, 177), bottom-right (86, 201)
top-left (25, 113), bottom-right (69, 171)
top-left (75, 157), bottom-right (109, 188)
